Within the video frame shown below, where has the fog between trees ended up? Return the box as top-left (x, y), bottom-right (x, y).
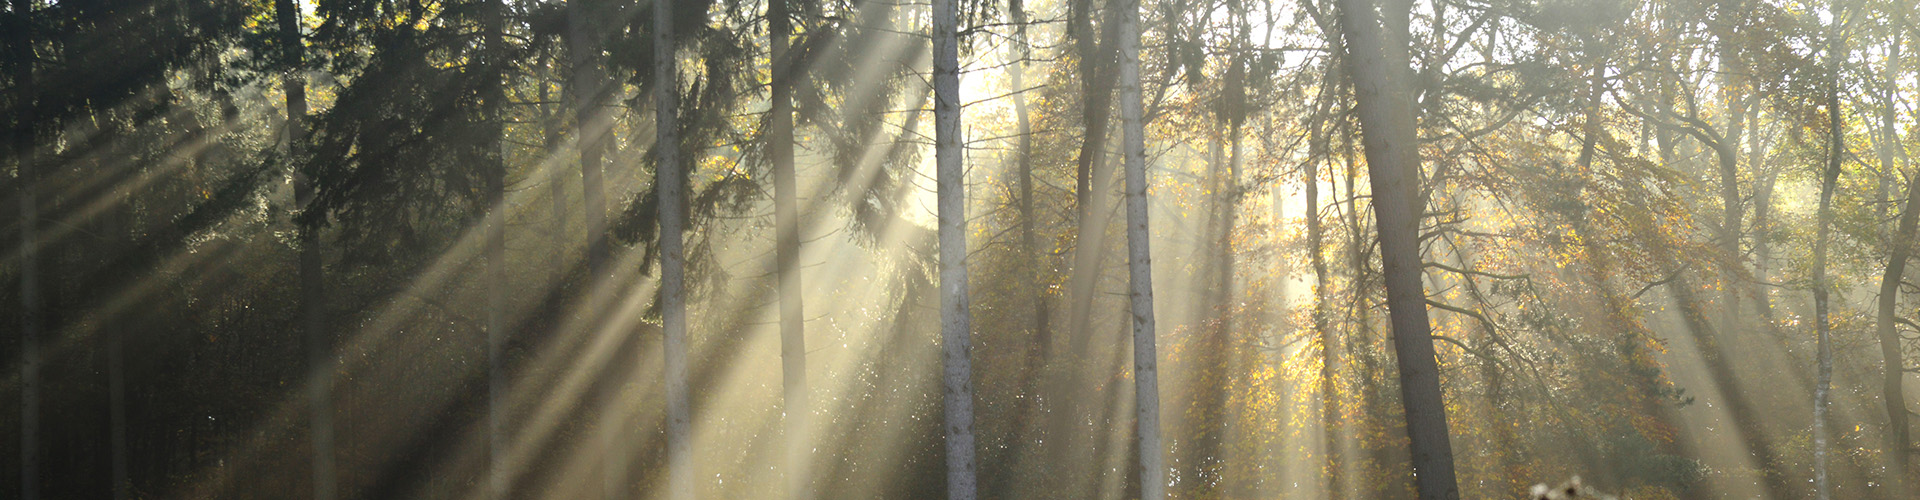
top-left (4, 0), bottom-right (1920, 499)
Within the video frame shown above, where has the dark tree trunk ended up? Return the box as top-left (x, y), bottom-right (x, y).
top-left (481, 1), bottom-right (508, 497)
top-left (571, 0), bottom-right (610, 279)
top-left (274, 0), bottom-right (334, 498)
top-left (11, 0), bottom-right (40, 496)
top-left (655, 1), bottom-right (692, 498)
top-left (1335, 1), bottom-right (1461, 498)
top-left (1875, 19), bottom-right (1912, 489)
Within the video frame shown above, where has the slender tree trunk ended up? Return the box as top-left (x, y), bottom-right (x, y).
top-left (1006, 0), bottom-right (1046, 376)
top-left (1001, 2), bottom-right (1053, 491)
top-left (11, 2), bottom-right (39, 497)
top-left (275, 1), bottom-right (334, 498)
top-left (1879, 175), bottom-right (1917, 492)
top-left (1305, 65), bottom-right (1344, 500)
top-left (575, 4), bottom-right (624, 494)
top-left (1813, 9), bottom-right (1846, 497)
top-left (932, 0), bottom-right (977, 496)
top-left (768, 0), bottom-right (811, 496)
top-left (1065, 0), bottom-right (1122, 350)
top-left (1116, 0), bottom-right (1162, 497)
top-left (109, 306), bottom-right (127, 500)
top-left (571, 0), bottom-right (609, 279)
top-left (656, 1), bottom-right (692, 498)
top-left (540, 49), bottom-right (568, 284)
top-left (1749, 105), bottom-right (1777, 326)
top-left (1335, 1), bottom-right (1460, 498)
top-left (482, 1), bottom-right (509, 498)
top-left (1875, 18), bottom-right (1912, 489)
top-left (1713, 42), bottom-right (1748, 337)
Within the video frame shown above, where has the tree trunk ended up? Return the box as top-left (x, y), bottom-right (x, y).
top-left (1749, 104), bottom-right (1777, 326)
top-left (1812, 9), bottom-right (1845, 497)
top-left (1006, 0), bottom-right (1047, 385)
top-left (275, 0), bottom-right (334, 498)
top-left (1306, 63), bottom-right (1344, 500)
top-left (1116, 0), bottom-right (1162, 497)
top-left (574, 3), bottom-right (624, 494)
top-left (1065, 0), bottom-right (1122, 352)
top-left (482, 1), bottom-right (508, 497)
top-left (1000, 2), bottom-right (1053, 492)
top-left (539, 48), bottom-right (568, 285)
top-left (1335, 1), bottom-right (1461, 498)
top-left (768, 0), bottom-right (811, 496)
top-left (571, 0), bottom-right (610, 279)
top-left (12, 1), bottom-right (40, 496)
top-left (654, 1), bottom-right (693, 498)
top-left (109, 305), bottom-right (127, 500)
top-left (1875, 19), bottom-right (1912, 489)
top-left (1879, 174), bottom-right (1918, 493)
top-left (932, 0), bottom-right (978, 496)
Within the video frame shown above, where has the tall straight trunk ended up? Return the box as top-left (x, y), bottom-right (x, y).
top-left (482, 1), bottom-right (508, 498)
top-left (94, 101), bottom-right (128, 500)
top-left (275, 0), bottom-right (334, 498)
top-left (1001, 2), bottom-right (1052, 487)
top-left (1216, 121), bottom-right (1242, 327)
top-left (768, 0), bottom-right (810, 496)
top-left (932, 0), bottom-right (978, 496)
top-left (1006, 0), bottom-right (1046, 364)
top-left (576, 3), bottom-right (623, 494)
top-left (1879, 174), bottom-right (1917, 490)
top-left (1749, 105), bottom-right (1777, 325)
top-left (11, 0), bottom-right (39, 496)
top-left (540, 49), bottom-right (568, 284)
top-left (1116, 0), bottom-right (1162, 497)
top-left (109, 303), bottom-right (127, 500)
top-left (1183, 131), bottom-right (1228, 495)
top-left (1306, 68), bottom-right (1343, 500)
top-left (1875, 18), bottom-right (1911, 488)
top-left (571, 0), bottom-right (610, 278)
top-left (1712, 45), bottom-right (1748, 368)
top-left (655, 1), bottom-right (693, 499)
top-left (1065, 0), bottom-right (1122, 350)
top-left (1812, 10), bottom-right (1845, 498)
top-left (1335, 1), bottom-right (1460, 498)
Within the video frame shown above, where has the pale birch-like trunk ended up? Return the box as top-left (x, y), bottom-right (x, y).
top-left (1117, 0), bottom-right (1162, 497)
top-left (1812, 6), bottom-right (1845, 497)
top-left (932, 0), bottom-right (978, 496)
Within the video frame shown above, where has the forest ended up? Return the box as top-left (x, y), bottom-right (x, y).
top-left (3, 0), bottom-right (1919, 498)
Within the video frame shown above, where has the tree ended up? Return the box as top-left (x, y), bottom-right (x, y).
top-left (1811, 2), bottom-right (1847, 496)
top-left (274, 0), bottom-right (334, 498)
top-left (655, 0), bottom-right (692, 498)
top-left (932, 0), bottom-right (978, 495)
top-left (1874, 8), bottom-right (1913, 486)
top-left (571, 0), bottom-right (610, 279)
top-left (1334, 0), bottom-right (1461, 498)
top-left (1116, 0), bottom-right (1164, 496)
top-left (768, 0), bottom-right (810, 496)
top-left (9, 2), bottom-right (42, 499)
top-left (481, 0), bottom-right (509, 497)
